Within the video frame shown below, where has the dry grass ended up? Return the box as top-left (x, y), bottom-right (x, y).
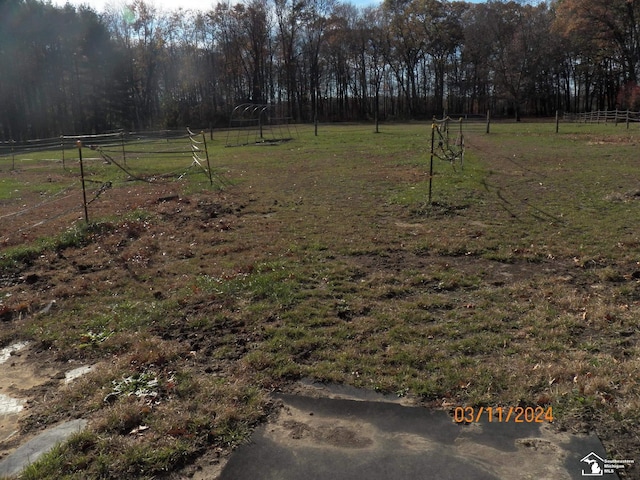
top-left (1, 122), bottom-right (639, 478)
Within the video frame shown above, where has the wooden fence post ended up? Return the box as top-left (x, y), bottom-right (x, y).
top-left (486, 110), bottom-right (490, 134)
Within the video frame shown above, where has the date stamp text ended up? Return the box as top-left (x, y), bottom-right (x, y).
top-left (453, 406), bottom-right (553, 424)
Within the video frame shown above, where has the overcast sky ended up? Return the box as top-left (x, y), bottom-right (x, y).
top-left (49, 0), bottom-right (507, 15)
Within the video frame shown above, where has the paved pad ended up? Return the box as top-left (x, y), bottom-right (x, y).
top-left (0, 419), bottom-right (87, 478)
top-left (220, 385), bottom-right (619, 480)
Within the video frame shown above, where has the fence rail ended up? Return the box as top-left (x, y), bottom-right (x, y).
top-left (0, 129), bottom-right (191, 158)
top-left (563, 110), bottom-right (640, 126)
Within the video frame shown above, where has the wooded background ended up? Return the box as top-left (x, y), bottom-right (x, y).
top-left (0, 0), bottom-right (638, 140)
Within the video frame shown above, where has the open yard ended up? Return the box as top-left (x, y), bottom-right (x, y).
top-left (0, 122), bottom-right (639, 478)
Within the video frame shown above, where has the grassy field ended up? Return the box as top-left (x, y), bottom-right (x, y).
top-left (1, 121), bottom-right (639, 478)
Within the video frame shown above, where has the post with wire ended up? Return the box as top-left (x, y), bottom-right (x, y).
top-left (428, 116), bottom-right (465, 205)
top-left (77, 140), bottom-right (90, 223)
top-left (429, 121), bottom-right (436, 204)
top-left (201, 131), bottom-right (213, 187)
top-left (188, 127), bottom-right (214, 187)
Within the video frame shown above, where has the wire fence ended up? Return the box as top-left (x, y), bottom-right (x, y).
top-left (0, 129), bottom-right (224, 248)
top-left (426, 115), bottom-right (469, 204)
top-left (225, 104), bottom-right (296, 147)
top-left (0, 129), bottom-right (191, 160)
top-left (0, 116), bottom-right (561, 246)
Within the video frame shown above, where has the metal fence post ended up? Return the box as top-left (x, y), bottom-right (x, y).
top-left (77, 141), bottom-right (89, 223)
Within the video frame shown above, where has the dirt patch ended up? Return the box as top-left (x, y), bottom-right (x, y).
top-left (275, 415), bottom-right (376, 449)
top-left (0, 343), bottom-right (71, 460)
top-left (344, 247), bottom-right (576, 286)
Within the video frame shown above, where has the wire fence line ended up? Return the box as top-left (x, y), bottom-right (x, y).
top-left (0, 116), bottom-right (573, 244)
top-left (0, 129), bottom-right (225, 246)
top-left (0, 129), bottom-right (192, 159)
top-left (225, 104), bottom-right (296, 147)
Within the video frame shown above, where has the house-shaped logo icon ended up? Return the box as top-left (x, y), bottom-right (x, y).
top-left (581, 452), bottom-right (605, 476)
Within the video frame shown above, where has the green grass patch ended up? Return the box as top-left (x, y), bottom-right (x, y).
top-left (3, 122), bottom-right (640, 478)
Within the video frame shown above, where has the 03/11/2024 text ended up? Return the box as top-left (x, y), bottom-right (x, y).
top-left (453, 406), bottom-right (554, 424)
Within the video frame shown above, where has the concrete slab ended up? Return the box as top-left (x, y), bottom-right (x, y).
top-left (0, 394), bottom-right (24, 416)
top-left (220, 389), bottom-right (620, 480)
top-left (0, 419), bottom-right (87, 478)
top-left (64, 365), bottom-right (94, 384)
top-left (0, 342), bottom-right (29, 365)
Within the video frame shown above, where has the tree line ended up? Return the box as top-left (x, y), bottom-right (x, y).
top-left (1, 0), bottom-right (639, 140)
